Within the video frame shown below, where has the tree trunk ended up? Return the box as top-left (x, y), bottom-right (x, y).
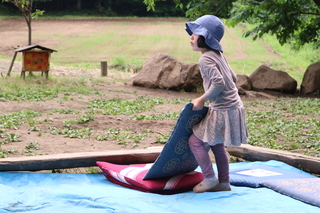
top-left (23, 13), bottom-right (32, 45)
top-left (27, 15), bottom-right (32, 45)
top-left (8, 0), bottom-right (34, 45)
top-left (76, 0), bottom-right (82, 10)
top-left (95, 0), bottom-right (102, 11)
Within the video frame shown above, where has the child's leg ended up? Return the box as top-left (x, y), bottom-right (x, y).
top-left (211, 144), bottom-right (229, 183)
top-left (207, 144), bottom-right (231, 192)
top-left (188, 134), bottom-right (215, 178)
top-left (188, 134), bottom-right (218, 193)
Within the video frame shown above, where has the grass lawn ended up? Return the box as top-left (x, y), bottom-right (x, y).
top-left (0, 17), bottom-right (318, 84)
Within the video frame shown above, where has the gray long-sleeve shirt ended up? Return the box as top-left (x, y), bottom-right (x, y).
top-left (199, 50), bottom-right (243, 110)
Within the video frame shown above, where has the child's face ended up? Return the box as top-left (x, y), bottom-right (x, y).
top-left (190, 34), bottom-right (206, 53)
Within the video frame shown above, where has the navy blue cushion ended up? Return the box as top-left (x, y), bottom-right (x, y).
top-left (230, 165), bottom-right (314, 188)
top-left (143, 103), bottom-right (208, 180)
top-left (261, 178), bottom-right (320, 207)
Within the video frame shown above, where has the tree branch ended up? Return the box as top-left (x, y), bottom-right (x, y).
top-left (300, 12), bottom-right (320, 16)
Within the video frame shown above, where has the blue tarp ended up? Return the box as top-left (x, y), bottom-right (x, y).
top-left (0, 160), bottom-right (319, 213)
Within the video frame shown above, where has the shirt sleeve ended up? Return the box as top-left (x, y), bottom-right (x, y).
top-left (199, 55), bottom-right (225, 100)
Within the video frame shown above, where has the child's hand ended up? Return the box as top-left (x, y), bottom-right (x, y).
top-left (191, 96), bottom-right (206, 111)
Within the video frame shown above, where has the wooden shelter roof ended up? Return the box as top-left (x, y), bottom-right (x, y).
top-left (15, 45), bottom-right (57, 52)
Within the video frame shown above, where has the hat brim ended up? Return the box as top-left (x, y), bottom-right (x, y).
top-left (185, 22), bottom-right (223, 52)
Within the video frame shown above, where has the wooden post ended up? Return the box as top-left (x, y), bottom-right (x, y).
top-left (101, 61), bottom-right (108, 76)
top-left (7, 51), bottom-right (18, 77)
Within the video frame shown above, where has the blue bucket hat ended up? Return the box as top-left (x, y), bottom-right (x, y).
top-left (185, 15), bottom-right (225, 52)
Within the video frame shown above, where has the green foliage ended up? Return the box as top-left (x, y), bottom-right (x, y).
top-left (143, 0), bottom-right (157, 11)
top-left (0, 110), bottom-right (41, 129)
top-left (62, 114), bottom-right (95, 127)
top-left (155, 132), bottom-right (171, 143)
top-left (110, 56), bottom-right (143, 72)
top-left (87, 96), bottom-right (165, 115)
top-left (228, 0), bottom-right (320, 49)
top-left (0, 77), bottom-right (95, 102)
top-left (24, 141), bottom-right (40, 153)
top-left (1, 0), bottom-right (45, 18)
top-left (95, 128), bottom-right (151, 147)
top-left (144, 0), bottom-right (233, 17)
top-left (245, 98), bottom-right (320, 156)
top-left (0, 87), bottom-right (59, 101)
top-left (49, 109), bottom-right (80, 115)
top-left (143, 0), bottom-right (185, 13)
top-left (1, 133), bottom-right (21, 144)
top-left (144, 0), bottom-right (320, 49)
top-left (50, 128), bottom-right (93, 139)
top-left (184, 0), bottom-right (233, 19)
top-left (130, 111), bottom-right (179, 120)
top-left (28, 126), bottom-right (40, 131)
top-left (107, 89), bottom-right (137, 95)
top-left (0, 148), bottom-right (18, 158)
top-left (85, 167), bottom-right (101, 174)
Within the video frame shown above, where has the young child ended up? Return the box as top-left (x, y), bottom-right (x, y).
top-left (185, 15), bottom-right (248, 193)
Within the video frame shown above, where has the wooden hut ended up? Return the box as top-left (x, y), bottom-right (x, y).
top-left (15, 45), bottom-right (57, 79)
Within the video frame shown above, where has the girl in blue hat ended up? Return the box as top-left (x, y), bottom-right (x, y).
top-left (186, 15), bottom-right (248, 193)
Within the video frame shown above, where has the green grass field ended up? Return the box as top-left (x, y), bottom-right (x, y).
top-left (50, 19), bottom-right (319, 84)
top-left (1, 17), bottom-right (318, 84)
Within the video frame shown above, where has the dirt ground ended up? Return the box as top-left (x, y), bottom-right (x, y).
top-left (0, 79), bottom-right (201, 156)
top-left (0, 18), bottom-right (314, 160)
top-left (0, 59), bottom-right (204, 158)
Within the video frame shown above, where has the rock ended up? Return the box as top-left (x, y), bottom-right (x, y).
top-left (128, 53), bottom-right (202, 91)
top-left (250, 65), bottom-right (297, 94)
top-left (237, 87), bottom-right (247, 95)
top-left (236, 75), bottom-right (252, 90)
top-left (300, 62), bottom-right (320, 95)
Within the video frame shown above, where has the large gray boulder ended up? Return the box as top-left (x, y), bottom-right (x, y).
top-left (236, 75), bottom-right (252, 90)
top-left (250, 65), bottom-right (297, 94)
top-left (236, 74), bottom-right (252, 95)
top-left (300, 62), bottom-right (320, 95)
top-left (128, 53), bottom-right (202, 91)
